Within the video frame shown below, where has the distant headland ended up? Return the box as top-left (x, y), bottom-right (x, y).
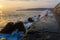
top-left (16, 8), bottom-right (53, 11)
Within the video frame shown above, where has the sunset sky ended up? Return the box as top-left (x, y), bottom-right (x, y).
top-left (0, 0), bottom-right (60, 27)
top-left (0, 0), bottom-right (60, 9)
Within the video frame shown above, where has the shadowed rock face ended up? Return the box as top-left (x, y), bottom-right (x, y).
top-left (53, 3), bottom-right (60, 27)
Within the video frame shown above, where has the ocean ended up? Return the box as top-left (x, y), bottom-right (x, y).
top-left (3, 11), bottom-right (42, 22)
top-left (0, 10), bottom-right (59, 32)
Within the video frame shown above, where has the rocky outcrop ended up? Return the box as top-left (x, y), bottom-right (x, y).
top-left (53, 3), bottom-right (60, 27)
top-left (53, 3), bottom-right (60, 14)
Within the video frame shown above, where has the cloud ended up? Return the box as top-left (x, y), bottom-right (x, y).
top-left (0, 0), bottom-right (60, 8)
top-left (5, 0), bottom-right (38, 1)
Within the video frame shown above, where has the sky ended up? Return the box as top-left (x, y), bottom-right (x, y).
top-left (0, 0), bottom-right (60, 9)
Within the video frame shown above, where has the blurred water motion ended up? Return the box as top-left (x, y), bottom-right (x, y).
top-left (0, 10), bottom-right (59, 32)
top-left (0, 11), bottom-right (8, 28)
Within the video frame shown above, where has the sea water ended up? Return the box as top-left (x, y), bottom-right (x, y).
top-left (0, 10), bottom-right (59, 32)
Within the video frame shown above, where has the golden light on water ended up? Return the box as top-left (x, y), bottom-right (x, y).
top-left (0, 19), bottom-right (8, 27)
top-left (0, 5), bottom-right (8, 27)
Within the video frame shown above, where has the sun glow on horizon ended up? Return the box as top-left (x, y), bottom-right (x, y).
top-left (0, 5), bottom-right (3, 9)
